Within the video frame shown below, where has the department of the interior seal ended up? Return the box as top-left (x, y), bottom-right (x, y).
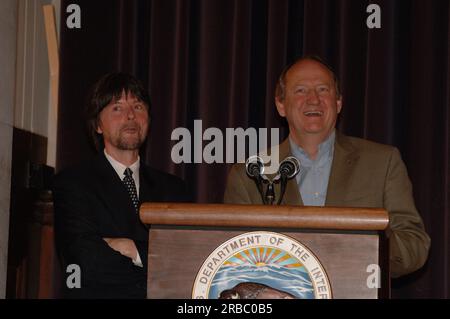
top-left (192, 231), bottom-right (332, 299)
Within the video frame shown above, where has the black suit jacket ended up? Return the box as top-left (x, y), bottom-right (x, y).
top-left (53, 153), bottom-right (188, 299)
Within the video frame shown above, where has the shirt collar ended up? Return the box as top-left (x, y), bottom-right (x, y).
top-left (103, 149), bottom-right (140, 180)
top-left (289, 129), bottom-right (336, 166)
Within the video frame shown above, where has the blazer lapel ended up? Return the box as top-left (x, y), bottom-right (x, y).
top-left (139, 165), bottom-right (160, 203)
top-left (325, 132), bottom-right (359, 206)
top-left (281, 179), bottom-right (303, 205)
top-left (92, 154), bottom-right (137, 233)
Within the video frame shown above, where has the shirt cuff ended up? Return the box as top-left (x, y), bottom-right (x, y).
top-left (132, 251), bottom-right (143, 267)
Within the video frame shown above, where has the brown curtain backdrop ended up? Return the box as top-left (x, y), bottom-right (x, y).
top-left (57, 0), bottom-right (450, 298)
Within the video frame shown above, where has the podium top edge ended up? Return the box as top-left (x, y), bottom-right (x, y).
top-left (140, 203), bottom-right (389, 231)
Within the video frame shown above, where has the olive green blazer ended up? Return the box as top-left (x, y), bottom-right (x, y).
top-left (224, 132), bottom-right (430, 278)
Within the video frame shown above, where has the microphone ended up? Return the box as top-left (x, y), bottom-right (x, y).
top-left (245, 155), bottom-right (264, 179)
top-left (276, 156), bottom-right (301, 205)
top-left (278, 156), bottom-right (300, 179)
top-left (245, 156), bottom-right (266, 204)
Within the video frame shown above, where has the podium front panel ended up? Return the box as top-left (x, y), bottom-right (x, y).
top-left (147, 227), bottom-right (386, 299)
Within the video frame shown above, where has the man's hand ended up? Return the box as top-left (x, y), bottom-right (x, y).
top-left (103, 238), bottom-right (138, 260)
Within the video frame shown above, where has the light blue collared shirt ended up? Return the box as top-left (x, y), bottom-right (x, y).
top-left (289, 130), bottom-right (336, 206)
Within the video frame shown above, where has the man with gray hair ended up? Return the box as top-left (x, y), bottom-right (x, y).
top-left (224, 56), bottom-right (430, 278)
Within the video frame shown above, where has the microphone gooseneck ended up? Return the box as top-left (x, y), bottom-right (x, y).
top-left (245, 156), bottom-right (266, 204)
top-left (276, 157), bottom-right (301, 205)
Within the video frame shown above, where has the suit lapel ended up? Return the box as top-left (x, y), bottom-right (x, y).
top-left (139, 165), bottom-right (159, 203)
top-left (281, 178), bottom-right (303, 205)
top-left (325, 132), bottom-right (359, 206)
top-left (92, 154), bottom-right (137, 233)
top-left (130, 164), bottom-right (157, 235)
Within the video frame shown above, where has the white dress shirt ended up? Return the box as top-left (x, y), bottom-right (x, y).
top-left (104, 149), bottom-right (143, 267)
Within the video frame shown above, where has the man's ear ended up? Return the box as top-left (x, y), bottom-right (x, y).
top-left (275, 97), bottom-right (286, 117)
top-left (336, 96), bottom-right (343, 114)
top-left (96, 121), bottom-right (103, 134)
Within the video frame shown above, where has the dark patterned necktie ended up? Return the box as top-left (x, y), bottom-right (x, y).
top-left (123, 168), bottom-right (139, 213)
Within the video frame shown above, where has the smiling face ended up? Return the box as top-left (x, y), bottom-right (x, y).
top-left (275, 59), bottom-right (342, 146)
top-left (96, 90), bottom-right (149, 154)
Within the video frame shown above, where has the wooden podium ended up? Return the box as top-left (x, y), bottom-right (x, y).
top-left (140, 203), bottom-right (390, 299)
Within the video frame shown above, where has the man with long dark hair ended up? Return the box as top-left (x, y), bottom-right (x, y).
top-left (53, 73), bottom-right (188, 298)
